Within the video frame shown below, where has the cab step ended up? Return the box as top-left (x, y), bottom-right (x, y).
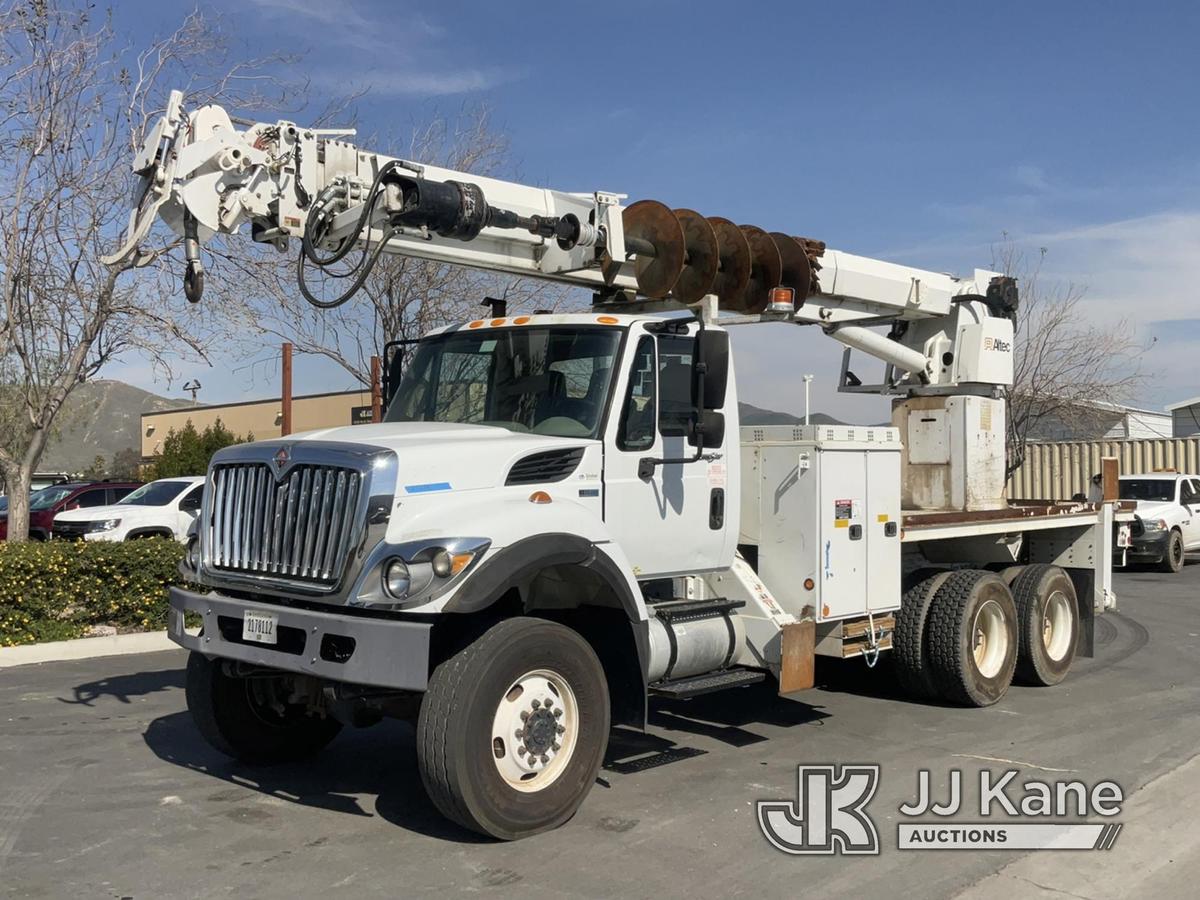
top-left (649, 667), bottom-right (766, 699)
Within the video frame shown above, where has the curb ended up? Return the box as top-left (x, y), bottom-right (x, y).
top-left (0, 630), bottom-right (177, 668)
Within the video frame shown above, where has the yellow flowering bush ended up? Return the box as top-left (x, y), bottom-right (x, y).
top-left (0, 538), bottom-right (194, 646)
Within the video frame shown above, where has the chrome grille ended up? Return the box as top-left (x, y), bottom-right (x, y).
top-left (206, 462), bottom-right (362, 585)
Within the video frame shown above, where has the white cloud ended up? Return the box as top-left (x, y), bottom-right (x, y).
top-left (245, 0), bottom-right (507, 96)
top-left (306, 66), bottom-right (517, 98)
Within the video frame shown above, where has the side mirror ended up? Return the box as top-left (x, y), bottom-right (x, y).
top-left (689, 410), bottom-right (725, 449)
top-left (695, 331), bottom-right (729, 410)
top-left (180, 496), bottom-right (202, 513)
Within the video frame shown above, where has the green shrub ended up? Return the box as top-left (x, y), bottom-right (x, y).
top-left (0, 538), bottom-right (193, 647)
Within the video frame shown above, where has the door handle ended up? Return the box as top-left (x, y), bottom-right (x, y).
top-left (709, 488), bottom-right (725, 529)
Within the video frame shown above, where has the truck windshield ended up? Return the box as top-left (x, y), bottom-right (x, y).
top-left (1119, 479), bottom-right (1175, 502)
top-left (386, 326), bottom-right (621, 438)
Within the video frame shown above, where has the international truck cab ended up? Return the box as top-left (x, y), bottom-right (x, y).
top-left (113, 91), bottom-right (1126, 840)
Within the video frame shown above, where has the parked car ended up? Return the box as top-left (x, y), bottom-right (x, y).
top-left (0, 482), bottom-right (143, 541)
top-left (1118, 473), bottom-right (1200, 572)
top-left (53, 477), bottom-right (205, 542)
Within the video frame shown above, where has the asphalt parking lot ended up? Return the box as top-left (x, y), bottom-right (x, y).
top-left (3, 562), bottom-right (1200, 899)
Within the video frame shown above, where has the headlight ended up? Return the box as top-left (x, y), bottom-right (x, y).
top-left (88, 518), bottom-right (121, 533)
top-left (360, 538), bottom-right (489, 609)
top-left (186, 539), bottom-right (201, 571)
top-left (384, 558), bottom-right (412, 599)
top-left (1141, 518), bottom-right (1168, 532)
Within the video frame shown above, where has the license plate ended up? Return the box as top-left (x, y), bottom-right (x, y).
top-left (242, 610), bottom-right (278, 645)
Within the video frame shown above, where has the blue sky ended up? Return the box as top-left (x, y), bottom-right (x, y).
top-left (104, 0), bottom-right (1200, 423)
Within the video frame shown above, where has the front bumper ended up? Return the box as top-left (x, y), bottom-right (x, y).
top-left (1125, 530), bottom-right (1170, 561)
top-left (168, 586), bottom-right (432, 691)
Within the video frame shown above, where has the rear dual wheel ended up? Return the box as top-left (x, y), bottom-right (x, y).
top-left (904, 565), bottom-right (1079, 706)
top-left (1010, 564), bottom-right (1079, 686)
top-left (925, 570), bottom-right (1019, 707)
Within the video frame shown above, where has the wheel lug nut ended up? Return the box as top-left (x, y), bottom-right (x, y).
top-left (531, 699), bottom-right (541, 709)
top-left (514, 728), bottom-right (524, 738)
top-left (553, 708), bottom-right (562, 718)
top-left (517, 747), bottom-right (526, 757)
top-left (552, 742), bottom-right (560, 752)
top-left (539, 755), bottom-right (548, 764)
top-left (556, 724), bottom-right (565, 734)
top-left (520, 710), bottom-right (529, 721)
top-left (543, 698), bottom-right (552, 708)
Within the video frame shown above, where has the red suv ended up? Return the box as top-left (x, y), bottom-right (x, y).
top-left (0, 481), bottom-right (142, 541)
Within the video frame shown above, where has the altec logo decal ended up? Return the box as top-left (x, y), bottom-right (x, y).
top-left (757, 766), bottom-right (1124, 855)
top-left (983, 336), bottom-right (1012, 352)
top-left (273, 446), bottom-right (290, 470)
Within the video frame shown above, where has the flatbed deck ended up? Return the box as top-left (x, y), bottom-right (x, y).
top-left (901, 500), bottom-right (1133, 542)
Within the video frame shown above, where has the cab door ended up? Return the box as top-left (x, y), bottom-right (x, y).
top-left (1181, 479), bottom-right (1200, 549)
top-left (601, 325), bottom-right (734, 578)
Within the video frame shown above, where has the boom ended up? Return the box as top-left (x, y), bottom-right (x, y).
top-left (108, 90), bottom-right (1016, 393)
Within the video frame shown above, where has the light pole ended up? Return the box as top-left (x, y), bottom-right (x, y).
top-left (803, 374), bottom-right (813, 426)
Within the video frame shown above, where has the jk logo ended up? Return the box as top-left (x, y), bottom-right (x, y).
top-left (757, 765), bottom-right (881, 855)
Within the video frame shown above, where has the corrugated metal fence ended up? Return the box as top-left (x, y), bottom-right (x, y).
top-left (1009, 437), bottom-right (1200, 500)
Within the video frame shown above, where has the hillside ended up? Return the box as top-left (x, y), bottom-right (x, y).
top-left (40, 380), bottom-right (191, 473)
top-left (738, 402), bottom-right (845, 426)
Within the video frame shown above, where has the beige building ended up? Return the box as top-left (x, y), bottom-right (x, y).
top-left (141, 389), bottom-right (376, 460)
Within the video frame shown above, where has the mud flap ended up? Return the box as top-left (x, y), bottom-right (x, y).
top-left (778, 620), bottom-right (815, 694)
top-left (1066, 569), bottom-right (1096, 659)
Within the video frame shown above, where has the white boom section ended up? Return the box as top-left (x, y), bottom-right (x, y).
top-left (107, 90), bottom-right (998, 325)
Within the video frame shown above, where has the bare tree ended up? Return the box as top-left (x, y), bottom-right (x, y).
top-left (220, 104), bottom-right (579, 390)
top-left (997, 239), bottom-right (1146, 480)
top-left (0, 2), bottom-right (286, 540)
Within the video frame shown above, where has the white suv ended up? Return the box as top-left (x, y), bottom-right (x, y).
top-left (53, 476), bottom-right (205, 542)
top-left (1118, 473), bottom-right (1200, 573)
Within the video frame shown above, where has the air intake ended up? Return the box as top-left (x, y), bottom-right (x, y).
top-left (506, 447), bottom-right (585, 486)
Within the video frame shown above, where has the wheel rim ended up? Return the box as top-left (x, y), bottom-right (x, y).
top-left (972, 598), bottom-right (1008, 679)
top-left (1173, 536), bottom-right (1184, 566)
top-left (491, 668), bottom-right (579, 793)
top-left (244, 676), bottom-right (299, 728)
top-left (1042, 590), bottom-right (1073, 662)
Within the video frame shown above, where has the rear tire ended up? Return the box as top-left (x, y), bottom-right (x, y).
top-left (925, 570), bottom-right (1018, 707)
top-left (893, 570), bottom-right (952, 699)
top-left (1011, 564), bottom-right (1078, 686)
top-left (184, 652), bottom-right (341, 764)
top-left (417, 617), bottom-right (610, 840)
top-left (1160, 530), bottom-right (1185, 573)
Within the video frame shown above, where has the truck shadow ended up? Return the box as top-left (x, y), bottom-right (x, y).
top-left (142, 710), bottom-right (488, 842)
top-left (140, 678), bottom-right (831, 842)
top-left (59, 667), bottom-right (185, 707)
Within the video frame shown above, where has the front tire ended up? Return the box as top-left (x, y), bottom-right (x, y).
top-left (926, 570), bottom-right (1018, 707)
top-left (1011, 565), bottom-right (1078, 686)
top-left (1160, 530), bottom-right (1185, 573)
top-left (417, 617), bottom-right (610, 840)
top-left (184, 652), bottom-right (341, 764)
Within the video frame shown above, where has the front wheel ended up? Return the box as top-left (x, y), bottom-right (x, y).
top-left (1159, 530), bottom-right (1185, 573)
top-left (417, 617), bottom-right (610, 840)
top-left (184, 652), bottom-right (341, 764)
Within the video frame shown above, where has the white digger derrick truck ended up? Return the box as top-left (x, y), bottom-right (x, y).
top-left (107, 90), bottom-right (1123, 840)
